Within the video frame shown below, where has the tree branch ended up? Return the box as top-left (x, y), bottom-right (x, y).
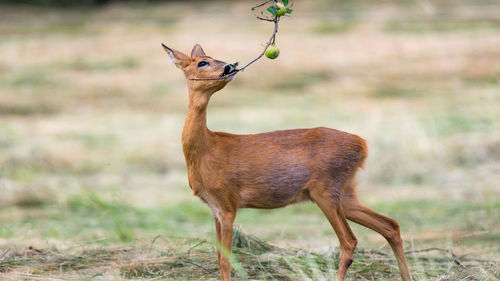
top-left (237, 17), bottom-right (279, 72)
top-left (189, 0), bottom-right (281, 81)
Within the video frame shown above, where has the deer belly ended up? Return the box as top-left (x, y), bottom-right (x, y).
top-left (235, 163), bottom-right (311, 208)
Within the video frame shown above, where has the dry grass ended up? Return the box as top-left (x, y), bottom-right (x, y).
top-left (1, 230), bottom-right (498, 280)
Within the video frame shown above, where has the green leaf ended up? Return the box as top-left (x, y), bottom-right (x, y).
top-left (267, 6), bottom-right (277, 17)
top-left (286, 8), bottom-right (293, 14)
top-left (251, 7), bottom-right (255, 11)
top-left (283, 0), bottom-right (289, 6)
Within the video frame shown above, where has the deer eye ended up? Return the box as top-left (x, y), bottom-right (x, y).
top-left (197, 61), bottom-right (209, 67)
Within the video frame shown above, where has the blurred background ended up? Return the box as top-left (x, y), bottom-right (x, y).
top-left (0, 0), bottom-right (499, 279)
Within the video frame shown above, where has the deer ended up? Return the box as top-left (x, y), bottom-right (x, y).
top-left (162, 43), bottom-right (413, 281)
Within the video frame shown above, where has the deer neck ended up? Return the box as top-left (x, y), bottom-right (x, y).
top-left (182, 88), bottom-right (211, 167)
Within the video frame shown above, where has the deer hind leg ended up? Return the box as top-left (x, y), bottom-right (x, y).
top-left (310, 189), bottom-right (357, 281)
top-left (342, 185), bottom-right (413, 281)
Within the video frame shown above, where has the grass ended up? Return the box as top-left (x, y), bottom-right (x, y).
top-left (6, 194), bottom-right (496, 239)
top-left (1, 230), bottom-right (498, 280)
top-left (385, 18), bottom-right (500, 34)
top-left (270, 71), bottom-right (332, 91)
top-left (9, 70), bottom-right (56, 87)
top-left (66, 57), bottom-right (140, 72)
top-left (1, 193), bottom-right (499, 279)
top-left (311, 21), bottom-right (356, 34)
top-left (0, 0), bottom-right (499, 279)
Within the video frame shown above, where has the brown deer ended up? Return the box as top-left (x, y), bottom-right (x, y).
top-left (162, 43), bottom-right (413, 281)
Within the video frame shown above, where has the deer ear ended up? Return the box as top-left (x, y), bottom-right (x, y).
top-left (162, 43), bottom-right (190, 68)
top-left (191, 44), bottom-right (207, 58)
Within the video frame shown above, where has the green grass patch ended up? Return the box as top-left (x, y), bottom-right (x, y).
top-left (385, 18), bottom-right (500, 33)
top-left (425, 110), bottom-right (494, 137)
top-left (271, 71), bottom-right (332, 91)
top-left (461, 72), bottom-right (500, 85)
top-left (8, 70), bottom-right (56, 88)
top-left (150, 82), bottom-right (172, 96)
top-left (67, 57), bottom-right (140, 71)
top-left (0, 153), bottom-right (105, 180)
top-left (67, 193), bottom-right (136, 242)
top-left (2, 195), bottom-right (499, 247)
top-left (0, 22), bottom-right (90, 37)
top-left (62, 133), bottom-right (117, 149)
top-left (0, 103), bottom-right (58, 116)
top-left (373, 199), bottom-right (500, 233)
top-left (311, 21), bottom-right (355, 34)
top-left (370, 84), bottom-right (424, 99)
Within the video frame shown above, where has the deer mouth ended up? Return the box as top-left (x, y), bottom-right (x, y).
top-left (220, 63), bottom-right (239, 79)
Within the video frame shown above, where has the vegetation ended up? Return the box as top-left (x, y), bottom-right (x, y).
top-left (1, 230), bottom-right (497, 280)
top-left (0, 0), bottom-right (499, 280)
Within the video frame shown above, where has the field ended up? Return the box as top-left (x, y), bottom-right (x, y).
top-left (0, 0), bottom-right (499, 280)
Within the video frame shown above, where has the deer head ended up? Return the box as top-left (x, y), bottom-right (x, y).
top-left (162, 43), bottom-right (237, 94)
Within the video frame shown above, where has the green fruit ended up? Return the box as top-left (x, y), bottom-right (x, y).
top-left (276, 2), bottom-right (286, 17)
top-left (265, 45), bottom-right (280, 59)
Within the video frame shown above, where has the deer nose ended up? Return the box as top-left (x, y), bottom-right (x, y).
top-left (222, 64), bottom-right (236, 76)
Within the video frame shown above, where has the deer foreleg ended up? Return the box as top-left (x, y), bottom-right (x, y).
top-left (218, 211), bottom-right (235, 281)
top-left (214, 216), bottom-right (222, 266)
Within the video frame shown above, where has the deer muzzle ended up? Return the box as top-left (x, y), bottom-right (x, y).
top-left (221, 64), bottom-right (237, 77)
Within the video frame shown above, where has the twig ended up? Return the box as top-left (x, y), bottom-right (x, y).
top-left (189, 0), bottom-right (281, 81)
top-left (251, 0), bottom-right (275, 10)
top-left (237, 17), bottom-right (279, 72)
top-left (405, 247), bottom-right (464, 267)
top-left (0, 248), bottom-right (10, 261)
top-left (256, 16), bottom-right (275, 22)
top-left (179, 257), bottom-right (216, 275)
top-left (357, 249), bottom-right (389, 257)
